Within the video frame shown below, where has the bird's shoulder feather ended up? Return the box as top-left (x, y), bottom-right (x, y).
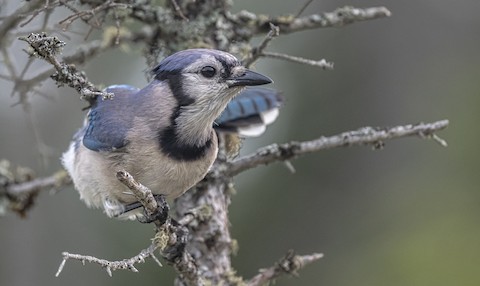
top-left (83, 85), bottom-right (140, 151)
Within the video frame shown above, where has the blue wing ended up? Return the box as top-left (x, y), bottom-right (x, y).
top-left (82, 85), bottom-right (140, 151)
top-left (215, 87), bottom-right (282, 136)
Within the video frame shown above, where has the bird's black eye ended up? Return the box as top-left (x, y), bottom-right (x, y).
top-left (200, 66), bottom-right (216, 78)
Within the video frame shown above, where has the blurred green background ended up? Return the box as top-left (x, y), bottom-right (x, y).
top-left (1, 1), bottom-right (479, 285)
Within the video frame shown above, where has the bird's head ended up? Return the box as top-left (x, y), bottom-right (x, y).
top-left (151, 49), bottom-right (272, 146)
top-left (152, 49), bottom-right (272, 109)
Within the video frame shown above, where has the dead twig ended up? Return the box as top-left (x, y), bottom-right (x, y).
top-left (262, 51), bottom-right (334, 69)
top-left (243, 23), bottom-right (279, 68)
top-left (18, 32), bottom-right (113, 104)
top-left (228, 120), bottom-right (449, 176)
top-left (234, 6), bottom-right (392, 36)
top-left (55, 243), bottom-right (161, 277)
top-left (247, 250), bottom-right (324, 286)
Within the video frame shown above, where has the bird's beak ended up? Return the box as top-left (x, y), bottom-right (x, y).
top-left (227, 70), bottom-right (272, 87)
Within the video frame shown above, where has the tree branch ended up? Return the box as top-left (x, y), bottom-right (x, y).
top-left (228, 120), bottom-right (449, 176)
top-left (243, 23), bottom-right (279, 68)
top-left (110, 171), bottom-right (200, 284)
top-left (246, 250), bottom-right (324, 286)
top-left (55, 243), bottom-right (162, 277)
top-left (55, 170), bottom-right (200, 283)
top-left (116, 170), bottom-right (159, 219)
top-left (0, 162), bottom-right (70, 217)
top-left (0, 0), bottom-right (44, 45)
top-left (4, 170), bottom-right (70, 196)
top-left (18, 32), bottom-right (114, 105)
top-left (262, 51), bottom-right (334, 69)
top-left (233, 6), bottom-right (392, 36)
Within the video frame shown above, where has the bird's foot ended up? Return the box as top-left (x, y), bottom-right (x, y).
top-left (137, 194), bottom-right (170, 224)
top-left (121, 194), bottom-right (170, 224)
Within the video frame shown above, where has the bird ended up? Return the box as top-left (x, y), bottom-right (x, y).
top-left (62, 48), bottom-right (281, 220)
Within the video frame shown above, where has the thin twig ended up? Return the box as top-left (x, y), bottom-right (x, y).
top-left (244, 23), bottom-right (279, 67)
top-left (19, 0), bottom-right (52, 28)
top-left (55, 243), bottom-right (160, 277)
top-left (0, 0), bottom-right (44, 43)
top-left (262, 51), bottom-right (334, 69)
top-left (295, 0), bottom-right (315, 18)
top-left (228, 120), bottom-right (449, 176)
top-left (247, 250), bottom-right (324, 286)
top-left (1, 48), bottom-right (17, 79)
top-left (170, 0), bottom-right (188, 21)
top-left (58, 0), bottom-right (129, 31)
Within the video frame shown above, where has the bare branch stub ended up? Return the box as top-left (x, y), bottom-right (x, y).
top-left (247, 250), bottom-right (324, 286)
top-left (116, 170), bottom-right (159, 217)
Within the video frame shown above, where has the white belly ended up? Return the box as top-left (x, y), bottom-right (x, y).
top-left (62, 138), bottom-right (218, 218)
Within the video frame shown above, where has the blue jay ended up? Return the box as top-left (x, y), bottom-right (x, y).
top-left (62, 49), bottom-right (281, 219)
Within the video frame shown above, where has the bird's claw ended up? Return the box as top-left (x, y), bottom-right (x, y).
top-left (137, 194), bottom-right (170, 224)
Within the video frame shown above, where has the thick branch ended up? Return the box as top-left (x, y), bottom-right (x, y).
top-left (4, 169), bottom-right (70, 196)
top-left (234, 6), bottom-right (392, 36)
top-left (228, 120), bottom-right (449, 176)
top-left (1, 166), bottom-right (71, 217)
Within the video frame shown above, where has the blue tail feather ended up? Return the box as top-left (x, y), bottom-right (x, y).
top-left (215, 87), bottom-right (282, 136)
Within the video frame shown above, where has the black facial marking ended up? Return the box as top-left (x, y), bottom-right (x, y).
top-left (215, 55), bottom-right (233, 78)
top-left (165, 74), bottom-right (195, 106)
top-left (157, 73), bottom-right (212, 161)
top-left (159, 126), bottom-right (213, 161)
